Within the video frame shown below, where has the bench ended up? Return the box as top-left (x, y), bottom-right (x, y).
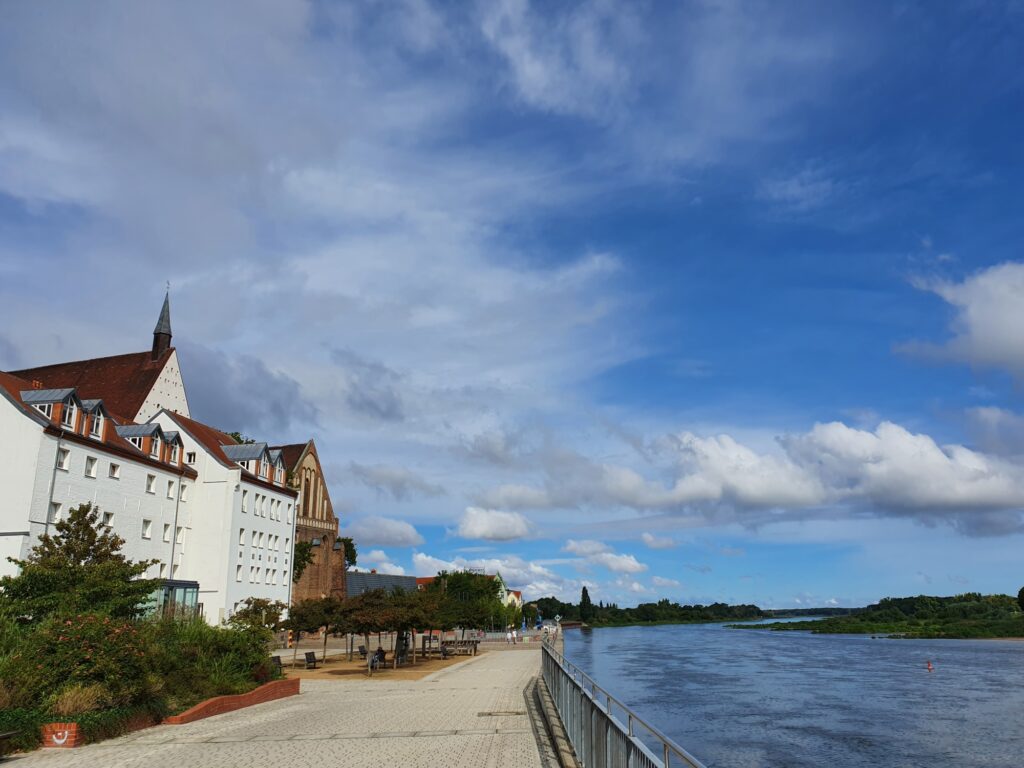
top-left (358, 645), bottom-right (368, 660)
top-left (304, 651), bottom-right (318, 670)
top-left (0, 730), bottom-right (19, 754)
top-left (271, 656), bottom-right (283, 673)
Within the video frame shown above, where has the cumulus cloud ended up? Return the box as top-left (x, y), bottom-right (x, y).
top-left (457, 507), bottom-right (531, 541)
top-left (340, 516), bottom-right (425, 547)
top-left (641, 532), bottom-right (676, 549)
top-left (908, 262), bottom-right (1024, 374)
top-left (563, 539), bottom-right (647, 574)
top-left (359, 549), bottom-right (406, 576)
top-left (563, 539), bottom-right (611, 556)
top-left (651, 576), bottom-right (681, 588)
top-left (348, 462), bottom-right (445, 500)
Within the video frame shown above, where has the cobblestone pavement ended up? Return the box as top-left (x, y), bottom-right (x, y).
top-left (11, 649), bottom-right (544, 768)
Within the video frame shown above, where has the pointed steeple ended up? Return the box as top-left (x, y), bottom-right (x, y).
top-left (151, 290), bottom-right (173, 360)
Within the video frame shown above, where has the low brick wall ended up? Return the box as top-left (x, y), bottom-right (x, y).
top-left (164, 679), bottom-right (300, 725)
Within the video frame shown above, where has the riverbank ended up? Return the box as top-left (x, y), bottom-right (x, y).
top-left (11, 648), bottom-right (544, 768)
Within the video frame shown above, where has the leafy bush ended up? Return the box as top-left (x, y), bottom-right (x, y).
top-left (0, 709), bottom-right (46, 755)
top-left (49, 683), bottom-right (109, 717)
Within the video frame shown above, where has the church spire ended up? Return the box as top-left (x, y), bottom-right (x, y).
top-left (152, 289), bottom-right (172, 360)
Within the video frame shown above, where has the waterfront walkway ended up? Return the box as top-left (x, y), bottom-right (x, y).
top-left (13, 649), bottom-right (544, 768)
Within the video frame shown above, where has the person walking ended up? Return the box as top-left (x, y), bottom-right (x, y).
top-left (505, 628), bottom-right (512, 645)
top-left (512, 627), bottom-right (517, 645)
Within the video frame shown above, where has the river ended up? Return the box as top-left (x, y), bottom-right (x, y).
top-left (562, 621), bottom-right (1024, 768)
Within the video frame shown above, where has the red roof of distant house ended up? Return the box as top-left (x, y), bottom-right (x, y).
top-left (270, 442), bottom-right (308, 472)
top-left (11, 349), bottom-right (175, 419)
top-left (416, 577), bottom-right (436, 586)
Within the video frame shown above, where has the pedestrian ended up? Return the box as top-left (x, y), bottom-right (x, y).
top-left (505, 629), bottom-right (512, 645)
top-left (512, 628), bottom-right (517, 645)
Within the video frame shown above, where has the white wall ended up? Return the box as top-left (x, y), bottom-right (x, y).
top-left (0, 396), bottom-right (45, 578)
top-left (136, 350), bottom-right (190, 421)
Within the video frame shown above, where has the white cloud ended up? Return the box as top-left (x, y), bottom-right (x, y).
top-left (341, 516), bottom-right (425, 547)
top-left (412, 551), bottom-right (575, 601)
top-left (641, 532), bottom-right (676, 549)
top-left (651, 576), bottom-right (681, 588)
top-left (358, 550), bottom-right (407, 576)
top-left (563, 539), bottom-right (611, 556)
top-left (348, 462), bottom-right (445, 500)
top-left (909, 262), bottom-right (1024, 374)
top-left (457, 507), bottom-right (532, 541)
top-left (563, 539), bottom-right (647, 574)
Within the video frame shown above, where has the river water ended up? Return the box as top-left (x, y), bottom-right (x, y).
top-left (562, 622), bottom-right (1024, 768)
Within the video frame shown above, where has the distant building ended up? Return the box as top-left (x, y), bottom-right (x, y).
top-left (272, 440), bottom-right (346, 603)
top-left (346, 571), bottom-right (418, 597)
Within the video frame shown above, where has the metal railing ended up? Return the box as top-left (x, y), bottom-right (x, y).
top-left (541, 641), bottom-right (707, 768)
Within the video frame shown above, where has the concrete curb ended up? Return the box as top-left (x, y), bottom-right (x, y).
top-left (530, 675), bottom-right (580, 768)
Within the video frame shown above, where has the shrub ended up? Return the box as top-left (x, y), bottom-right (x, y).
top-left (49, 683), bottom-right (108, 718)
top-left (0, 709), bottom-right (46, 755)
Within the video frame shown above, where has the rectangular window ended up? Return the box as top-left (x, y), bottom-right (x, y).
top-left (166, 480), bottom-right (174, 499)
top-left (90, 414), bottom-right (103, 438)
top-left (48, 502), bottom-right (61, 523)
top-left (264, 569), bottom-right (271, 584)
top-left (186, 451), bottom-right (196, 464)
top-left (169, 444), bottom-right (179, 463)
top-left (236, 565), bottom-right (243, 582)
top-left (108, 462), bottom-right (120, 479)
top-left (142, 519), bottom-right (152, 539)
top-left (258, 532), bottom-right (264, 549)
top-left (146, 474), bottom-right (155, 494)
top-left (242, 490), bottom-right (248, 512)
top-left (84, 456), bottom-right (97, 478)
top-left (180, 483), bottom-right (189, 502)
top-left (286, 504), bottom-right (293, 524)
top-left (171, 564), bottom-right (179, 578)
top-left (258, 461), bottom-right (267, 479)
top-left (56, 447), bottom-right (70, 471)
top-left (250, 567), bottom-right (256, 584)
top-left (239, 528), bottom-right (245, 546)
top-left (159, 563), bottom-right (167, 579)
top-left (150, 437), bottom-right (160, 459)
top-left (102, 511), bottom-right (113, 528)
top-left (251, 531), bottom-right (258, 547)
top-left (175, 526), bottom-right (183, 545)
top-left (61, 402), bottom-right (76, 428)
top-left (163, 523), bottom-right (171, 542)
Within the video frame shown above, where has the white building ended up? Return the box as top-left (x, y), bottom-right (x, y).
top-left (151, 410), bottom-right (298, 624)
top-left (0, 375), bottom-right (197, 591)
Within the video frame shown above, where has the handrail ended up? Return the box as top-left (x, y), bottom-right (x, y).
top-left (541, 641), bottom-right (707, 768)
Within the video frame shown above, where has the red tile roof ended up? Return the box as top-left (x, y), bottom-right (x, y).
top-left (271, 442), bottom-right (309, 472)
top-left (11, 349), bottom-right (174, 420)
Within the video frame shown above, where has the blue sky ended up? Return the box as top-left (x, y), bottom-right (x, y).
top-left (2, 1), bottom-right (1024, 607)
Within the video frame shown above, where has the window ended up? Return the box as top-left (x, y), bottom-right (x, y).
top-left (108, 462), bottom-right (120, 479)
top-left (249, 567), bottom-right (256, 584)
top-left (261, 496), bottom-right (267, 517)
top-left (264, 570), bottom-right (271, 584)
top-left (180, 483), bottom-right (189, 502)
top-left (236, 565), bottom-right (243, 582)
top-left (271, 569), bottom-right (277, 585)
top-left (175, 526), bottom-right (183, 545)
top-left (251, 531), bottom-right (258, 547)
top-left (239, 528), bottom-right (245, 546)
top-left (159, 563), bottom-right (167, 579)
top-left (56, 447), bottom-right (70, 471)
top-left (102, 511), bottom-right (113, 528)
top-left (169, 444), bottom-right (179, 463)
top-left (61, 401), bottom-right (76, 428)
top-left (172, 564), bottom-right (179, 578)
top-left (241, 489), bottom-right (248, 513)
top-left (145, 474), bottom-right (156, 494)
top-left (239, 460), bottom-right (249, 471)
top-left (150, 437), bottom-right (161, 459)
top-left (258, 461), bottom-right (267, 479)
top-left (90, 413), bottom-right (103, 438)
top-left (163, 524), bottom-right (171, 542)
top-left (48, 502), bottom-right (61, 523)
top-left (166, 480), bottom-right (175, 499)
top-left (186, 451), bottom-right (196, 464)
top-left (129, 436), bottom-right (142, 450)
top-left (84, 456), bottom-right (97, 478)
top-left (142, 519), bottom-right (152, 539)
top-left (286, 504), bottom-right (292, 524)
top-left (33, 403), bottom-right (53, 418)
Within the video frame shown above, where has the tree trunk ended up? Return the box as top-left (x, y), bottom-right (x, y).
top-left (322, 626), bottom-right (328, 663)
top-left (291, 632), bottom-right (300, 669)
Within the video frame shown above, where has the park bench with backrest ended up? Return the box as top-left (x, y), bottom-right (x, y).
top-left (358, 645), bottom-right (368, 659)
top-left (271, 656), bottom-right (283, 674)
top-left (304, 651), bottom-right (318, 669)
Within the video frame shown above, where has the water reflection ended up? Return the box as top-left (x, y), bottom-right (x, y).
top-left (564, 622), bottom-right (1024, 768)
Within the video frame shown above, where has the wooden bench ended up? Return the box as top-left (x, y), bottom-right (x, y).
top-left (304, 651), bottom-right (318, 670)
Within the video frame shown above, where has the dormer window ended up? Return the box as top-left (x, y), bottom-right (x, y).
top-left (258, 461), bottom-right (268, 479)
top-left (169, 444), bottom-right (179, 463)
top-left (61, 402), bottom-right (76, 429)
top-left (239, 460), bottom-right (249, 471)
top-left (90, 413), bottom-right (104, 439)
top-left (129, 437), bottom-right (143, 450)
top-left (33, 403), bottom-right (53, 419)
top-left (150, 437), bottom-right (161, 459)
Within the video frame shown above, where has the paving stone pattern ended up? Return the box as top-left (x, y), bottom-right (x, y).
top-left (14, 650), bottom-right (544, 768)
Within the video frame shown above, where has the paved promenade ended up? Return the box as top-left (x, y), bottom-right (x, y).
top-left (12, 649), bottom-right (543, 768)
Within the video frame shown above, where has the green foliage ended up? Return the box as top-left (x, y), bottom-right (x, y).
top-left (0, 503), bottom-right (158, 623)
top-left (1, 614), bottom-right (149, 712)
top-left (579, 587), bottom-right (595, 622)
top-left (533, 594), bottom-right (763, 627)
top-left (337, 537), bottom-right (357, 570)
top-left (226, 431), bottom-right (256, 444)
top-left (0, 709), bottom-right (46, 755)
top-left (1018, 586), bottom-right (1024, 612)
top-left (292, 540), bottom-right (316, 583)
top-left (742, 593), bottom-right (1024, 639)
top-left (425, 570), bottom-right (503, 631)
top-left (227, 598), bottom-right (287, 632)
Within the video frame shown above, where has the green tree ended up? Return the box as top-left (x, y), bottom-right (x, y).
top-left (292, 540), bottom-right (316, 582)
top-left (0, 503), bottom-right (158, 623)
top-left (337, 537), bottom-right (357, 570)
top-left (1018, 586), bottom-right (1024, 612)
top-left (580, 586), bottom-right (595, 622)
top-left (228, 597), bottom-right (287, 632)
